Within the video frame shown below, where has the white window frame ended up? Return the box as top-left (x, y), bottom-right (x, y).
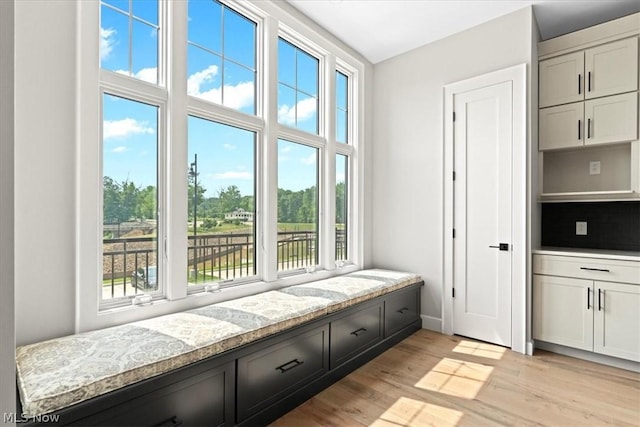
top-left (76, 0), bottom-right (365, 333)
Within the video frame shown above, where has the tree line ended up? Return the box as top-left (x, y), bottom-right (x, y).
top-left (103, 176), bottom-right (346, 227)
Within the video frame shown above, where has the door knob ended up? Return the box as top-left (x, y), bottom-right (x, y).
top-left (489, 243), bottom-right (509, 251)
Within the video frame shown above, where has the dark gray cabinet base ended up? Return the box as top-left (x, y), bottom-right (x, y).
top-left (18, 282), bottom-right (423, 427)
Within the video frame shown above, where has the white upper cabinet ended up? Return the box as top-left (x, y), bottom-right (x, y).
top-left (585, 92), bottom-right (638, 146)
top-left (540, 37), bottom-right (638, 109)
top-left (539, 51), bottom-right (584, 108)
top-left (585, 37), bottom-right (638, 100)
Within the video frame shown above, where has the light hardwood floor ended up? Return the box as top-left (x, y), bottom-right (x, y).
top-left (271, 330), bottom-right (640, 427)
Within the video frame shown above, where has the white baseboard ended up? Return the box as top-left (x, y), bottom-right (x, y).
top-left (421, 315), bottom-right (442, 332)
top-left (535, 341), bottom-right (640, 372)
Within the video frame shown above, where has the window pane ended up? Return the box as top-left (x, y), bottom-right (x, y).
top-left (132, 19), bottom-right (158, 84)
top-left (336, 71), bottom-right (348, 109)
top-left (187, 117), bottom-right (256, 285)
top-left (100, 5), bottom-right (129, 72)
top-left (187, 45), bottom-right (222, 104)
top-left (223, 6), bottom-right (256, 68)
top-left (133, 0), bottom-right (158, 25)
top-left (188, 0), bottom-right (256, 115)
top-left (277, 140), bottom-right (318, 272)
top-left (336, 154), bottom-right (348, 262)
top-left (224, 60), bottom-right (255, 115)
top-left (337, 110), bottom-right (347, 144)
top-left (278, 39), bottom-right (295, 87)
top-left (102, 0), bottom-right (128, 13)
top-left (297, 51), bottom-right (318, 97)
top-left (188, 0), bottom-right (222, 53)
top-left (102, 94), bottom-right (158, 299)
top-left (296, 92), bottom-right (318, 135)
top-left (336, 71), bottom-right (348, 143)
top-left (101, 1), bottom-right (159, 85)
top-left (278, 38), bottom-right (319, 135)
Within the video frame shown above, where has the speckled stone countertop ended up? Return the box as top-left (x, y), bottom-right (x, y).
top-left (16, 269), bottom-right (422, 417)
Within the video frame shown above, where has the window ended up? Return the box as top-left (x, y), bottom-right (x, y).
top-left (187, 0), bottom-right (257, 115)
top-left (277, 140), bottom-right (319, 272)
top-left (102, 94), bottom-right (160, 299)
top-left (187, 117), bottom-right (256, 287)
top-left (278, 38), bottom-right (319, 134)
top-left (100, 0), bottom-right (160, 84)
top-left (84, 0), bottom-right (363, 323)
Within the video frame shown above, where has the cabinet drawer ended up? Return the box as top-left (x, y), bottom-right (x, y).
top-left (533, 254), bottom-right (640, 284)
top-left (236, 324), bottom-right (328, 422)
top-left (73, 360), bottom-right (234, 427)
top-left (385, 287), bottom-right (421, 337)
top-left (330, 302), bottom-right (382, 368)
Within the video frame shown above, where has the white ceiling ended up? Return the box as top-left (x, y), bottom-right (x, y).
top-left (286, 0), bottom-right (640, 64)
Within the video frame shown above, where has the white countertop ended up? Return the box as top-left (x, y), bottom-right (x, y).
top-left (534, 247), bottom-right (640, 262)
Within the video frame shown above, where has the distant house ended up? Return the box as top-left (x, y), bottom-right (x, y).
top-left (224, 208), bottom-right (253, 222)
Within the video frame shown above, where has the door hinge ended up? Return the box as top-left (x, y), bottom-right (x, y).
top-left (452, 288), bottom-right (455, 298)
top-left (453, 111), bottom-right (456, 122)
top-left (452, 228), bottom-right (456, 238)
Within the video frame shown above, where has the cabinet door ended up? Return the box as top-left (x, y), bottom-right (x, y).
top-left (584, 92), bottom-right (638, 146)
top-left (539, 51), bottom-right (584, 108)
top-left (533, 275), bottom-right (593, 351)
top-left (593, 281), bottom-right (640, 362)
top-left (539, 102), bottom-right (584, 150)
top-left (585, 37), bottom-right (638, 99)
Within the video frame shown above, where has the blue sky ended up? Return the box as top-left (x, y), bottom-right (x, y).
top-left (101, 0), bottom-right (336, 199)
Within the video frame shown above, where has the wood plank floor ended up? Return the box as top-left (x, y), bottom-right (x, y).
top-left (271, 330), bottom-right (640, 427)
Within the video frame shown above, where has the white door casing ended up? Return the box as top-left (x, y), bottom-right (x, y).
top-left (453, 81), bottom-right (513, 346)
top-left (443, 64), bottom-right (527, 353)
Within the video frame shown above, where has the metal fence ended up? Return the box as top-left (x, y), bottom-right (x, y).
top-left (102, 229), bottom-right (347, 298)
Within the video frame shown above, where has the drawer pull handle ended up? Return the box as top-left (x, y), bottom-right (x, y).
top-left (397, 307), bottom-right (409, 314)
top-left (276, 358), bottom-right (304, 373)
top-left (580, 267), bottom-right (610, 272)
top-left (351, 327), bottom-right (368, 337)
top-left (154, 416), bottom-right (183, 427)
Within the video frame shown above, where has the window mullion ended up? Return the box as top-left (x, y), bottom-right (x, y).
top-left (166, 0), bottom-right (188, 300)
top-left (322, 55), bottom-right (337, 268)
top-left (262, 15), bottom-right (279, 282)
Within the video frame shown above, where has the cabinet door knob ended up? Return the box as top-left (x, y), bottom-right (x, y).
top-left (587, 288), bottom-right (591, 309)
top-left (598, 289), bottom-right (604, 311)
top-left (588, 71), bottom-right (592, 92)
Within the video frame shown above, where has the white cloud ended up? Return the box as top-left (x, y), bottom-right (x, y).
top-left (213, 171), bottom-right (252, 180)
top-left (187, 66), bottom-right (254, 110)
top-left (115, 67), bottom-right (158, 84)
top-left (336, 172), bottom-right (345, 183)
top-left (112, 146), bottom-right (128, 153)
top-left (223, 143), bottom-right (236, 150)
top-left (104, 118), bottom-right (154, 140)
top-left (300, 153), bottom-right (316, 165)
top-left (278, 97), bottom-right (317, 126)
top-left (100, 27), bottom-right (116, 61)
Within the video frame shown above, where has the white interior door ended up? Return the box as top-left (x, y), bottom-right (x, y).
top-left (453, 81), bottom-right (512, 347)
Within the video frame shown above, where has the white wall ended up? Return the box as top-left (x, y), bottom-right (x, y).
top-left (371, 7), bottom-right (536, 329)
top-left (14, 0), bottom-right (77, 345)
top-left (1, 1), bottom-right (16, 423)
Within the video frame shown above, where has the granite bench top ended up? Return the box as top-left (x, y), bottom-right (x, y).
top-left (16, 269), bottom-right (421, 417)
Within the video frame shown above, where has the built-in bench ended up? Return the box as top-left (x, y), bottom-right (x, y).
top-left (16, 269), bottom-right (423, 426)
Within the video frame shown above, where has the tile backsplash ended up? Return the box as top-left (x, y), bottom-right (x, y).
top-left (541, 201), bottom-right (640, 251)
